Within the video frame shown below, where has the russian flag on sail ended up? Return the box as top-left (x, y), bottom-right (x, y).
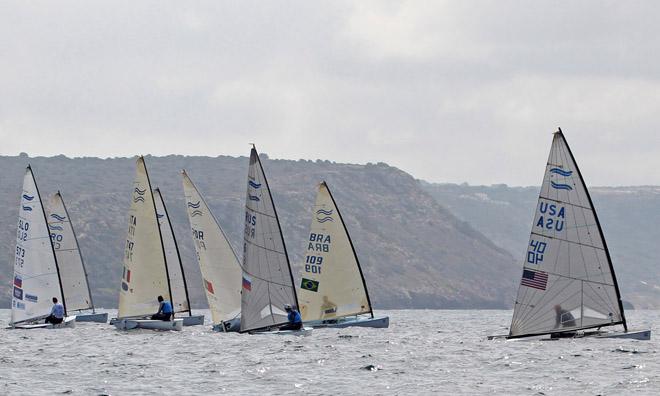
top-left (242, 275), bottom-right (252, 291)
top-left (521, 269), bottom-right (548, 290)
top-left (13, 276), bottom-right (22, 288)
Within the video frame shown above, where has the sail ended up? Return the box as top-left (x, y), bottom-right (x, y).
top-left (509, 130), bottom-right (625, 337)
top-left (47, 192), bottom-right (93, 312)
top-left (241, 146), bottom-right (297, 332)
top-left (298, 182), bottom-right (372, 321)
top-left (118, 157), bottom-right (171, 318)
top-left (153, 188), bottom-right (190, 315)
top-left (182, 170), bottom-right (242, 324)
top-left (11, 167), bottom-right (64, 324)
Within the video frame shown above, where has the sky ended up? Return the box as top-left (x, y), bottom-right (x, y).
top-left (1, 1), bottom-right (659, 186)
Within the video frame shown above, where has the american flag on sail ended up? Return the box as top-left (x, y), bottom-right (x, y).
top-left (521, 269), bottom-right (548, 290)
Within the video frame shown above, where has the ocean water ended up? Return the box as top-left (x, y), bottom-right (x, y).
top-left (0, 309), bottom-right (657, 395)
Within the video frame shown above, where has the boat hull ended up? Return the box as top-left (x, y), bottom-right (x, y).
top-left (75, 312), bottom-right (109, 323)
top-left (10, 316), bottom-right (76, 329)
top-left (250, 327), bottom-right (313, 336)
top-left (212, 317), bottom-right (241, 332)
top-left (307, 316), bottom-right (389, 329)
top-left (181, 315), bottom-right (204, 326)
top-left (114, 318), bottom-right (183, 331)
top-left (596, 329), bottom-right (651, 340)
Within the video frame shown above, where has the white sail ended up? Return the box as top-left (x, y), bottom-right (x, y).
top-left (118, 157), bottom-right (171, 318)
top-left (241, 147), bottom-right (297, 332)
top-left (182, 170), bottom-right (242, 324)
top-left (47, 192), bottom-right (93, 312)
top-left (11, 167), bottom-right (64, 324)
top-left (153, 188), bottom-right (190, 315)
top-left (298, 182), bottom-right (372, 321)
top-left (509, 131), bottom-right (625, 337)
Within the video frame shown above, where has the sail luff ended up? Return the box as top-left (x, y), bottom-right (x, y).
top-left (323, 181), bottom-right (374, 318)
top-left (556, 128), bottom-right (627, 332)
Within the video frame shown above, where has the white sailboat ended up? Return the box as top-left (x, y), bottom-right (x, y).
top-left (182, 170), bottom-right (242, 332)
top-left (491, 129), bottom-right (649, 341)
top-left (114, 157), bottom-right (183, 331)
top-left (153, 188), bottom-right (205, 326)
top-left (298, 182), bottom-right (389, 328)
top-left (47, 192), bottom-right (107, 323)
top-left (240, 146), bottom-right (311, 335)
top-left (9, 166), bottom-right (75, 329)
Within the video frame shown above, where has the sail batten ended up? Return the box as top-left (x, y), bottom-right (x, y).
top-left (240, 147), bottom-right (297, 332)
top-left (299, 182), bottom-right (373, 322)
top-left (182, 170), bottom-right (242, 325)
top-left (11, 166), bottom-right (66, 324)
top-left (47, 192), bottom-right (94, 312)
top-left (508, 130), bottom-right (625, 337)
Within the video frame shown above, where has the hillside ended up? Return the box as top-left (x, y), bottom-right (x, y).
top-left (0, 154), bottom-right (518, 310)
top-left (423, 182), bottom-right (660, 308)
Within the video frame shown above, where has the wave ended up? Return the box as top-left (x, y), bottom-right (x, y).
top-left (50, 213), bottom-right (66, 221)
top-left (22, 206), bottom-right (32, 211)
top-left (187, 201), bottom-right (201, 208)
top-left (550, 181), bottom-right (573, 191)
top-left (317, 216), bottom-right (333, 223)
top-left (248, 195), bottom-right (260, 202)
top-left (134, 187), bottom-right (146, 195)
top-left (549, 168), bottom-right (573, 177)
top-left (48, 224), bottom-right (64, 231)
top-left (22, 194), bottom-right (35, 201)
top-left (248, 180), bottom-right (262, 189)
top-left (316, 209), bottom-right (333, 216)
top-left (157, 213), bottom-right (164, 218)
top-left (133, 196), bottom-right (145, 203)
top-left (191, 210), bottom-right (203, 217)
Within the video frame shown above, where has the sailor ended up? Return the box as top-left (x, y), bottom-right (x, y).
top-left (280, 304), bottom-right (302, 331)
top-left (44, 297), bottom-right (64, 325)
top-left (554, 304), bottom-right (576, 328)
top-left (151, 295), bottom-right (173, 321)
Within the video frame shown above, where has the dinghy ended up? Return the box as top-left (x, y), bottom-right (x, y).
top-left (9, 166), bottom-right (76, 329)
top-left (490, 129), bottom-right (650, 341)
top-left (299, 182), bottom-right (389, 329)
top-left (153, 188), bottom-right (204, 326)
top-left (114, 157), bottom-right (183, 331)
top-left (240, 146), bottom-right (311, 335)
top-left (46, 192), bottom-right (107, 323)
top-left (182, 170), bottom-right (242, 332)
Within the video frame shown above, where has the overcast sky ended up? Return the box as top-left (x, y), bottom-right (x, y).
top-left (1, 1), bottom-right (659, 186)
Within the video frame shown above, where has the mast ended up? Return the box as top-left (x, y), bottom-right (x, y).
top-left (29, 165), bottom-right (67, 316)
top-left (556, 128), bottom-right (628, 332)
top-left (142, 160), bottom-right (174, 307)
top-left (253, 145), bottom-right (299, 309)
top-left (57, 191), bottom-right (95, 313)
top-left (155, 187), bottom-right (192, 316)
top-left (323, 181), bottom-right (374, 318)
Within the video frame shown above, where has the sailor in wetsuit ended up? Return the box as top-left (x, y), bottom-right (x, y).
top-left (554, 304), bottom-right (576, 328)
top-left (151, 295), bottom-right (173, 321)
top-left (280, 304), bottom-right (302, 331)
top-left (45, 297), bottom-right (64, 324)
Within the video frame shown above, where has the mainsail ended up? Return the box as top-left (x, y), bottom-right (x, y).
top-left (153, 188), bottom-right (191, 315)
top-left (298, 182), bottom-right (373, 321)
top-left (182, 170), bottom-right (242, 325)
top-left (11, 166), bottom-right (66, 325)
top-left (240, 146), bottom-right (298, 332)
top-left (118, 157), bottom-right (172, 319)
top-left (509, 130), bottom-right (626, 338)
top-left (47, 191), bottom-right (94, 312)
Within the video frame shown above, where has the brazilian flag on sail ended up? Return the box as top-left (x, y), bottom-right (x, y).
top-left (301, 278), bottom-right (319, 292)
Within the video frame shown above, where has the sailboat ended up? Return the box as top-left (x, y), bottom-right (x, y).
top-left (491, 129), bottom-right (650, 341)
top-left (240, 146), bottom-right (311, 335)
top-left (114, 157), bottom-right (183, 331)
top-left (9, 166), bottom-right (75, 329)
top-left (46, 191), bottom-right (107, 323)
top-left (298, 182), bottom-right (389, 328)
top-left (182, 170), bottom-right (242, 332)
top-left (153, 188), bottom-right (205, 326)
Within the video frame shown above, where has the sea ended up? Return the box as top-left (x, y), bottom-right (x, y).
top-left (0, 309), bottom-right (658, 395)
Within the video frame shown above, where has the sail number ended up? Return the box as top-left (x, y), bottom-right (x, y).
top-left (50, 233), bottom-right (64, 249)
top-left (15, 246), bottom-right (26, 268)
top-left (17, 219), bottom-right (29, 242)
top-left (305, 255), bottom-right (323, 274)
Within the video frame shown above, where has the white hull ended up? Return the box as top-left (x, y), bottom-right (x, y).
top-left (490, 328), bottom-right (652, 341)
top-left (181, 315), bottom-right (204, 326)
top-left (75, 312), bottom-right (109, 323)
top-left (114, 318), bottom-right (183, 331)
top-left (10, 316), bottom-right (76, 329)
top-left (250, 326), bottom-right (313, 336)
top-left (212, 317), bottom-right (241, 332)
top-left (307, 315), bottom-right (389, 329)
top-left (595, 329), bottom-right (651, 340)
